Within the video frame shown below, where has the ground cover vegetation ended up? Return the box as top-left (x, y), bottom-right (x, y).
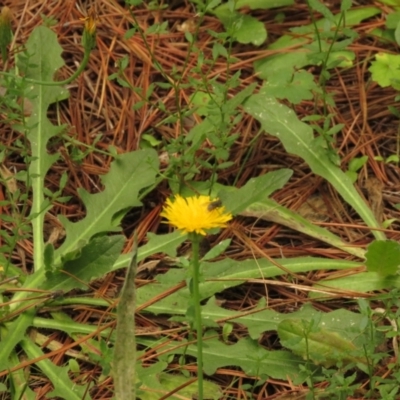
top-left (1, 0), bottom-right (400, 399)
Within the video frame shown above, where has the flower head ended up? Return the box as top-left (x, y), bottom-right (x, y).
top-left (160, 195), bottom-right (232, 236)
top-left (0, 7), bottom-right (12, 62)
top-left (80, 7), bottom-right (97, 49)
top-left (82, 13), bottom-right (96, 35)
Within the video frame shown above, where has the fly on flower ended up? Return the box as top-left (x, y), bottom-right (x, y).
top-left (160, 195), bottom-right (232, 236)
top-left (207, 199), bottom-right (222, 211)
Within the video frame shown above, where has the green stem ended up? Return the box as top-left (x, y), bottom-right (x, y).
top-left (0, 46), bottom-right (92, 86)
top-left (190, 233), bottom-right (204, 400)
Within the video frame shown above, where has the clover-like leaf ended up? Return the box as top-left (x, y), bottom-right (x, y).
top-left (369, 53), bottom-right (400, 90)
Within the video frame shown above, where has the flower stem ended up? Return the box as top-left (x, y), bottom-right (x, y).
top-left (0, 35), bottom-right (92, 86)
top-left (190, 233), bottom-right (204, 400)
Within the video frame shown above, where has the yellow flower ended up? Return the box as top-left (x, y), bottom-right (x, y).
top-left (80, 7), bottom-right (97, 35)
top-left (82, 15), bottom-right (96, 36)
top-left (0, 6), bottom-right (12, 26)
top-left (160, 195), bottom-right (232, 236)
top-left (80, 7), bottom-right (97, 49)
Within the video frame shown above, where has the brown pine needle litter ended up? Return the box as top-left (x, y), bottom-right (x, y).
top-left (1, 0), bottom-right (400, 399)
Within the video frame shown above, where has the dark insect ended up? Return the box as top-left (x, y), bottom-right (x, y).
top-left (207, 199), bottom-right (222, 211)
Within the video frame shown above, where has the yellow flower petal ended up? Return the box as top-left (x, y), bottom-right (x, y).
top-left (80, 7), bottom-right (97, 36)
top-left (160, 195), bottom-right (232, 235)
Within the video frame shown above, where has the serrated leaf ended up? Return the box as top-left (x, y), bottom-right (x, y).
top-left (218, 169), bottom-right (292, 215)
top-left (139, 371), bottom-right (222, 400)
top-left (55, 149), bottom-right (159, 262)
top-left (0, 311), bottom-right (35, 371)
top-left (20, 339), bottom-right (90, 400)
top-left (366, 240), bottom-right (400, 276)
top-left (111, 230), bottom-right (187, 272)
top-left (202, 239), bottom-right (231, 261)
top-left (230, 302), bottom-right (367, 340)
top-left (242, 199), bottom-right (365, 258)
top-left (144, 336), bottom-right (304, 381)
top-left (15, 26), bottom-right (70, 272)
top-left (137, 257), bottom-right (361, 315)
top-left (311, 271), bottom-right (400, 298)
top-left (8, 350), bottom-right (37, 400)
top-left (244, 94), bottom-right (385, 240)
top-left (136, 361), bottom-right (222, 399)
top-left (278, 318), bottom-right (367, 367)
top-left (41, 235), bottom-right (125, 292)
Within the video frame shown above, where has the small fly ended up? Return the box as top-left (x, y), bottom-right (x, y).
top-left (207, 199), bottom-right (222, 211)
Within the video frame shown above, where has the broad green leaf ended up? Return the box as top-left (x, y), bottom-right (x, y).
top-left (190, 91), bottom-right (213, 116)
top-left (255, 52), bottom-right (309, 80)
top-left (260, 70), bottom-right (320, 104)
top-left (33, 315), bottom-right (114, 340)
top-left (369, 53), bottom-right (400, 90)
top-left (378, 0), bottom-right (400, 9)
top-left (244, 94), bottom-right (385, 240)
top-left (386, 12), bottom-right (400, 29)
top-left (319, 50), bottom-right (355, 69)
top-left (278, 318), bottom-right (368, 367)
top-left (40, 235), bottom-right (125, 292)
top-left (365, 240), bottom-right (400, 275)
top-left (55, 149), bottom-right (159, 262)
top-left (242, 199), bottom-right (365, 258)
top-left (215, 11), bottom-right (267, 46)
top-left (341, 0), bottom-right (352, 12)
top-left (218, 169), bottom-right (292, 214)
top-left (308, 0), bottom-right (334, 21)
top-left (20, 338), bottom-right (90, 400)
